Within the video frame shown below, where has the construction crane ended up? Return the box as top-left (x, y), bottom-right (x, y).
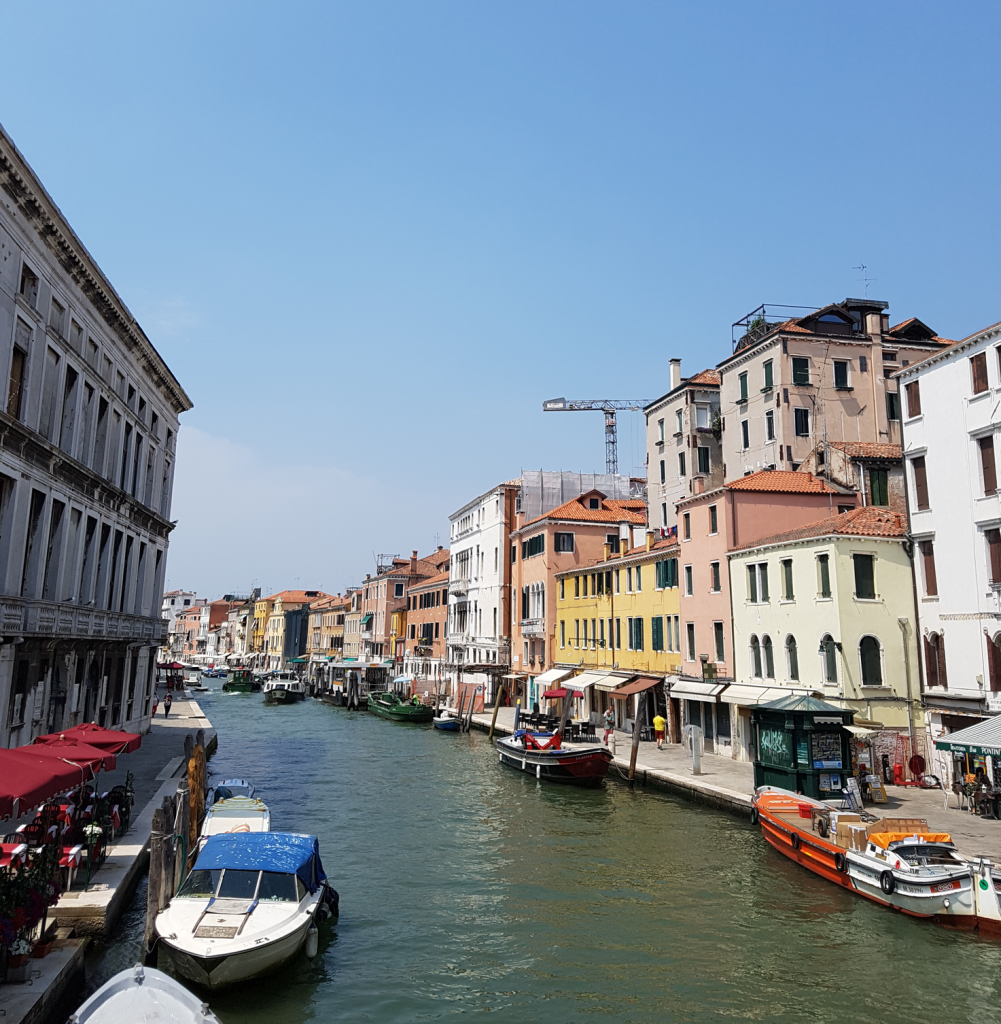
top-left (542, 398), bottom-right (652, 475)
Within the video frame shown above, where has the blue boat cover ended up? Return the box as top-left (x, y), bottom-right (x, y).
top-left (194, 832), bottom-right (327, 893)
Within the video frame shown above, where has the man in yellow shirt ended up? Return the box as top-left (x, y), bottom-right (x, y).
top-left (652, 712), bottom-right (667, 750)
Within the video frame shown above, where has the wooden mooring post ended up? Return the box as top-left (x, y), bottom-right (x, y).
top-left (143, 808), bottom-right (169, 962)
top-left (487, 681), bottom-right (506, 741)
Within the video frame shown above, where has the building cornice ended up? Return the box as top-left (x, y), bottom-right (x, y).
top-left (727, 532), bottom-right (906, 559)
top-left (896, 322), bottom-right (1001, 381)
top-left (0, 124), bottom-right (192, 415)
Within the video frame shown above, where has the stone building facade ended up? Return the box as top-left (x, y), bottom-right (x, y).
top-left (0, 125), bottom-right (191, 746)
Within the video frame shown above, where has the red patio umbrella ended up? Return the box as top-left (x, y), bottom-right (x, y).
top-left (543, 688), bottom-right (569, 699)
top-left (0, 749), bottom-right (89, 819)
top-left (39, 722), bottom-right (142, 755)
top-left (29, 737), bottom-right (117, 772)
top-left (159, 662), bottom-right (184, 669)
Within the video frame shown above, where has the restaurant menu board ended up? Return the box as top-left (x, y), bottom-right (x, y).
top-left (812, 732), bottom-right (842, 770)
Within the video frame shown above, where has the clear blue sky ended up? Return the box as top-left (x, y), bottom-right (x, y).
top-left (4, 2), bottom-right (998, 597)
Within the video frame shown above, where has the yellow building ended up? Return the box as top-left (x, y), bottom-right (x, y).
top-left (555, 536), bottom-right (681, 731)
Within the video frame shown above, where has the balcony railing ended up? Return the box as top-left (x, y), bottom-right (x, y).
top-left (520, 618), bottom-right (545, 637)
top-left (4, 598), bottom-right (165, 643)
top-left (449, 579), bottom-right (469, 596)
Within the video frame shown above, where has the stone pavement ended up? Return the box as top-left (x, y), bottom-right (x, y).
top-left (471, 706), bottom-right (1001, 858)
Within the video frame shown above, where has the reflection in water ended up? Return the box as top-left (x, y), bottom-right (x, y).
top-left (89, 690), bottom-right (1001, 1024)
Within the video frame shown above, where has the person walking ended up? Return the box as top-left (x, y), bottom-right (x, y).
top-left (163, 692), bottom-right (172, 718)
top-left (652, 711), bottom-right (667, 750)
top-left (603, 706), bottom-right (615, 746)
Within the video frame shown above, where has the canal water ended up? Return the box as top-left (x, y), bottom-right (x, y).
top-left (88, 688), bottom-right (1001, 1024)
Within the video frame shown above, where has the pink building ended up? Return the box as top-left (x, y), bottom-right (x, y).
top-left (673, 470), bottom-right (858, 755)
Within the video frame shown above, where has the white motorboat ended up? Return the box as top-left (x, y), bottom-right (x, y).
top-left (156, 832), bottom-right (338, 990)
top-left (69, 963), bottom-right (222, 1023)
top-left (201, 796), bottom-right (271, 843)
top-left (207, 778), bottom-right (256, 805)
top-left (262, 675), bottom-right (305, 704)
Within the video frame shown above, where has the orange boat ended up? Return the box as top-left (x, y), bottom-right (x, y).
top-left (752, 786), bottom-right (1001, 933)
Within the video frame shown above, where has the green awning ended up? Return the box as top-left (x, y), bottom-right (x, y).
top-left (361, 613), bottom-right (373, 627)
top-left (290, 657), bottom-right (307, 663)
top-left (934, 715), bottom-right (1001, 756)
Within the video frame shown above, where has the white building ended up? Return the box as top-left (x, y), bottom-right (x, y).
top-left (644, 360), bottom-right (721, 532)
top-left (0, 125), bottom-right (191, 745)
top-left (897, 318), bottom-right (1001, 774)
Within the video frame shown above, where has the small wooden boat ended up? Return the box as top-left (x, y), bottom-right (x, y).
top-left (495, 729), bottom-right (612, 787)
top-left (752, 786), bottom-right (986, 928)
top-left (156, 832), bottom-right (339, 990)
top-left (367, 691), bottom-right (435, 722)
top-left (223, 668), bottom-right (260, 693)
top-left (432, 710), bottom-right (462, 731)
top-left (69, 963), bottom-right (222, 1024)
top-left (263, 674), bottom-right (305, 704)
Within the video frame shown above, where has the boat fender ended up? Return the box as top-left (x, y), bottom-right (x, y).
top-left (305, 923), bottom-right (319, 959)
top-left (790, 832), bottom-right (801, 852)
top-left (880, 871), bottom-right (896, 896)
top-left (324, 885), bottom-right (340, 919)
top-left (749, 807), bottom-right (758, 825)
top-left (834, 852), bottom-right (847, 873)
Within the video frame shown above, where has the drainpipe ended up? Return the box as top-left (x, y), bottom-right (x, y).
top-left (898, 617), bottom-right (917, 758)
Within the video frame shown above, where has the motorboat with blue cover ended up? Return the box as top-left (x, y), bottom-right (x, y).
top-left (156, 832), bottom-right (338, 989)
top-left (69, 963), bottom-right (222, 1024)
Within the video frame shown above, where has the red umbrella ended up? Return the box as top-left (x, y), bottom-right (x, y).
top-left (543, 688), bottom-right (569, 699)
top-left (29, 737), bottom-right (117, 772)
top-left (159, 662), bottom-right (184, 670)
top-left (40, 723), bottom-right (142, 755)
top-left (0, 749), bottom-right (89, 819)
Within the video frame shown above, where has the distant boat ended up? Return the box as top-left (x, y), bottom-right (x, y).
top-left (207, 778), bottom-right (257, 804)
top-left (263, 674), bottom-right (305, 704)
top-left (367, 691), bottom-right (435, 722)
top-left (156, 832), bottom-right (338, 990)
top-left (69, 963), bottom-right (222, 1024)
top-left (432, 709), bottom-right (462, 731)
top-left (223, 668), bottom-right (260, 693)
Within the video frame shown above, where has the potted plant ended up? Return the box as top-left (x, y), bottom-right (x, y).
top-left (7, 936), bottom-right (32, 968)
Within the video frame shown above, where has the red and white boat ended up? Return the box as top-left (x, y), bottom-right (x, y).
top-left (496, 729), bottom-right (612, 787)
top-left (751, 786), bottom-right (1001, 931)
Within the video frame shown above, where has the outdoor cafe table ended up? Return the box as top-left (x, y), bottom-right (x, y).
top-left (0, 841), bottom-right (27, 870)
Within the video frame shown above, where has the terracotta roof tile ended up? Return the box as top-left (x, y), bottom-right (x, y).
top-left (410, 570), bottom-right (450, 589)
top-left (522, 493), bottom-right (647, 527)
top-left (686, 369), bottom-right (721, 387)
top-left (726, 470), bottom-right (837, 494)
top-left (776, 319), bottom-right (812, 334)
top-left (733, 506), bottom-right (907, 551)
top-left (556, 538), bottom-right (680, 573)
top-left (263, 590), bottom-right (332, 604)
top-left (827, 441), bottom-right (902, 460)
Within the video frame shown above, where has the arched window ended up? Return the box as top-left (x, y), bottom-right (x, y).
top-left (763, 635), bottom-right (775, 678)
top-left (750, 635), bottom-right (762, 678)
top-left (924, 632), bottom-right (946, 688)
top-left (859, 636), bottom-right (882, 686)
top-left (821, 634), bottom-right (837, 683)
top-left (786, 635), bottom-right (799, 681)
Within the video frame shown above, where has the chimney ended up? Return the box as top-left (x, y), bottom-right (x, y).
top-left (646, 531), bottom-right (654, 552)
top-left (410, 550), bottom-right (418, 575)
top-left (670, 358), bottom-right (682, 390)
top-left (865, 312), bottom-right (882, 337)
top-left (693, 477), bottom-right (705, 495)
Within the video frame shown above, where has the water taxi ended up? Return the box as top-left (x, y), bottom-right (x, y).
top-left (156, 832), bottom-right (338, 990)
top-left (752, 786), bottom-right (984, 927)
top-left (263, 674), bottom-right (306, 704)
top-left (367, 691), bottom-right (435, 722)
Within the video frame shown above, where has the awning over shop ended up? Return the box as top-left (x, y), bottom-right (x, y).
top-left (719, 685), bottom-right (821, 705)
top-left (610, 676), bottom-right (663, 699)
top-left (934, 715), bottom-right (1001, 756)
top-left (543, 688), bottom-right (568, 699)
top-left (669, 679), bottom-right (728, 702)
top-left (566, 670), bottom-right (626, 692)
top-left (924, 693), bottom-right (987, 717)
top-left (534, 667), bottom-right (572, 688)
top-left (847, 725), bottom-right (882, 737)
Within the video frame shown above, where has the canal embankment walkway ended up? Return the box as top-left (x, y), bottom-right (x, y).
top-left (471, 708), bottom-right (1001, 860)
top-left (5, 691), bottom-right (216, 1024)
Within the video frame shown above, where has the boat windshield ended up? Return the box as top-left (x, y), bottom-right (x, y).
top-left (218, 869), bottom-right (260, 899)
top-left (257, 871), bottom-right (300, 902)
top-left (177, 869), bottom-right (223, 898)
top-left (893, 845), bottom-right (960, 867)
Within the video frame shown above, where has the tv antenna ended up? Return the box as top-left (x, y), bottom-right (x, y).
top-left (853, 263), bottom-right (875, 298)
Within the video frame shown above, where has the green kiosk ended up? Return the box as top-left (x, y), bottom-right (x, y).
top-left (751, 694), bottom-right (854, 801)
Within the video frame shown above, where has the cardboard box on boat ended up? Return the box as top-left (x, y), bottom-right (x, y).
top-left (837, 821), bottom-right (869, 851)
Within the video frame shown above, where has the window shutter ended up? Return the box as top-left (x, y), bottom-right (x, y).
top-left (920, 541), bottom-right (938, 596)
top-left (905, 381), bottom-right (921, 417)
top-left (853, 554), bottom-right (875, 600)
top-left (987, 529), bottom-right (1001, 583)
top-left (981, 436), bottom-right (997, 495)
top-left (912, 457), bottom-right (929, 510)
top-left (972, 352), bottom-right (989, 395)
